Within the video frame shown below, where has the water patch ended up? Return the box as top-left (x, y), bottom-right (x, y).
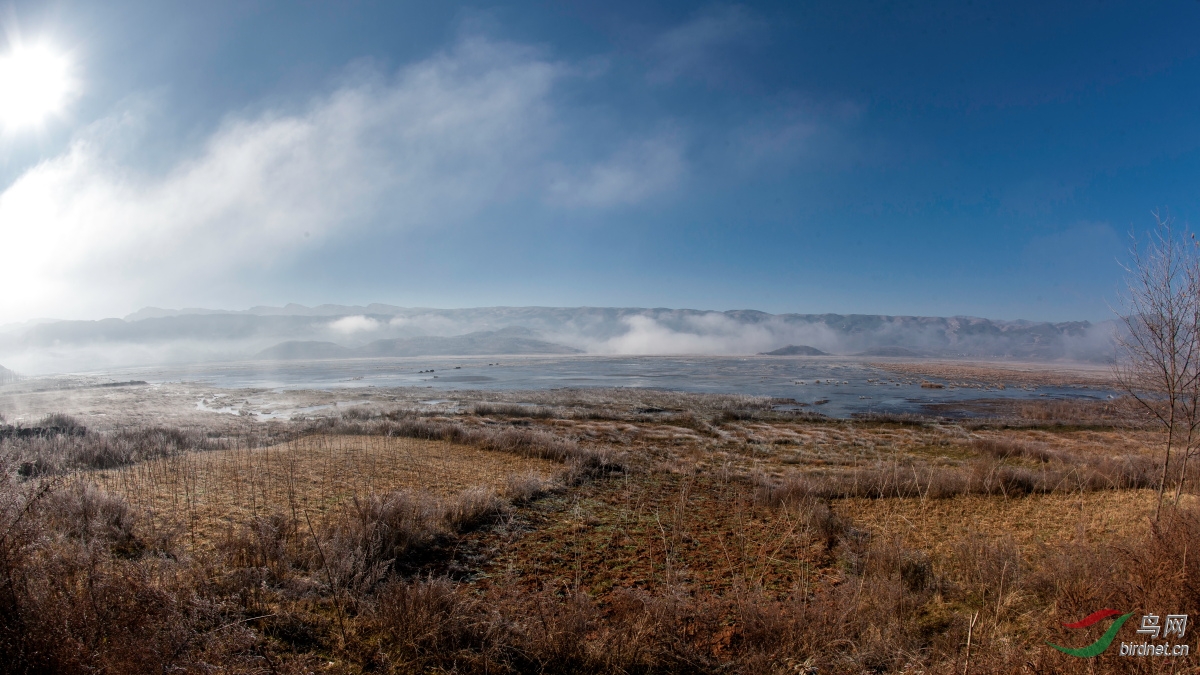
top-left (109, 355), bottom-right (1115, 418)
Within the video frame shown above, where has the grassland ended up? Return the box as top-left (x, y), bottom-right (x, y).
top-left (0, 378), bottom-right (1196, 673)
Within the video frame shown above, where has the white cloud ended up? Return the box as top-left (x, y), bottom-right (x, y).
top-left (329, 315), bottom-right (382, 333)
top-left (647, 5), bottom-right (766, 84)
top-left (546, 134), bottom-right (686, 207)
top-left (576, 313), bottom-right (839, 355)
top-left (733, 111), bottom-right (819, 166)
top-left (597, 315), bottom-right (758, 354)
top-left (0, 35), bottom-right (688, 322)
top-left (730, 99), bottom-right (864, 169)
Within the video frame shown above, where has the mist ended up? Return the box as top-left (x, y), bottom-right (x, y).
top-left (0, 304), bottom-right (1119, 376)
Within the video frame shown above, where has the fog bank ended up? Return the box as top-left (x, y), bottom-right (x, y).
top-left (0, 304), bottom-right (1118, 375)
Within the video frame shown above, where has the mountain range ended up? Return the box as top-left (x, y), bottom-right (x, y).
top-left (255, 327), bottom-right (581, 360)
top-left (0, 304), bottom-right (1118, 374)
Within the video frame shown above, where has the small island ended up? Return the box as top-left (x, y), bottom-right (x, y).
top-left (758, 345), bottom-right (829, 356)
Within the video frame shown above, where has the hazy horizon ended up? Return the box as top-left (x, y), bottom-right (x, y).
top-left (0, 302), bottom-right (1118, 375)
top-left (1, 300), bottom-right (1123, 329)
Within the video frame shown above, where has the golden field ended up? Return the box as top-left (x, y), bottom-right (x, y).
top-left (0, 378), bottom-right (1195, 674)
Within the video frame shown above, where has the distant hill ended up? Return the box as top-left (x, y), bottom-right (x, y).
top-left (255, 327), bottom-right (581, 360)
top-left (0, 364), bottom-right (17, 384)
top-left (760, 345), bottom-right (829, 356)
top-left (855, 346), bottom-right (926, 357)
top-left (256, 341), bottom-right (352, 360)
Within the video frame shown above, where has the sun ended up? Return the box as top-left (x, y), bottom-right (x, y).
top-left (0, 43), bottom-right (74, 131)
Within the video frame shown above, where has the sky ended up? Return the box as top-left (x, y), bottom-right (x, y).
top-left (1, 0), bottom-right (1199, 324)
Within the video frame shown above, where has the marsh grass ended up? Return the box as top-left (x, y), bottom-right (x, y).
top-left (84, 434), bottom-right (561, 555)
top-left (755, 453), bottom-right (1161, 503)
top-left (470, 402), bottom-right (556, 418)
top-left (0, 396), bottom-right (1195, 673)
top-left (4, 422), bottom-right (246, 476)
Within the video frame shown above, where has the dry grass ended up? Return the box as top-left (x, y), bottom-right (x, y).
top-left (840, 488), bottom-right (1170, 560)
top-left (89, 434), bottom-right (559, 551)
top-left (869, 359), bottom-right (1117, 387)
top-left (1, 388), bottom-right (1198, 673)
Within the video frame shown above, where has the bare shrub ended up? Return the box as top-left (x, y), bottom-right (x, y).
top-left (371, 577), bottom-right (509, 669)
top-left (972, 437), bottom-right (1068, 463)
top-left (1081, 453), bottom-right (1160, 490)
top-left (35, 413), bottom-right (86, 434)
top-left (504, 473), bottom-right (551, 504)
top-left (321, 486), bottom-right (509, 591)
top-left (478, 428), bottom-right (579, 462)
top-left (216, 510), bottom-right (302, 585)
top-left (515, 591), bottom-right (602, 671)
top-left (324, 490), bottom-right (447, 588)
top-left (472, 402), bottom-right (556, 418)
top-left (340, 405), bottom-right (377, 421)
top-left (3, 425), bottom-right (230, 474)
top-left (1114, 213), bottom-right (1200, 517)
top-left (753, 479), bottom-right (851, 547)
top-left (664, 411), bottom-right (715, 434)
top-left (16, 457), bottom-right (55, 478)
top-left (443, 487), bottom-right (509, 532)
top-left (42, 483), bottom-right (142, 556)
top-left (0, 413), bottom-right (87, 441)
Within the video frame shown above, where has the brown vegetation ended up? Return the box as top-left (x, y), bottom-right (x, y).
top-left (0, 395), bottom-right (1196, 673)
top-left (870, 360), bottom-right (1117, 388)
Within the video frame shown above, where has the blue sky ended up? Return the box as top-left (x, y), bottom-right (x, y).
top-left (1, 0), bottom-right (1198, 323)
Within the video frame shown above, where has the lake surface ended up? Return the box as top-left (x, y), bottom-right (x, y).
top-left (93, 355), bottom-right (1117, 418)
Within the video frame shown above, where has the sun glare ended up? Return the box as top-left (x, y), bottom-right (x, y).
top-left (0, 43), bottom-right (73, 130)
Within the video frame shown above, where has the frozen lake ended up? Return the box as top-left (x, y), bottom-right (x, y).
top-left (90, 355), bottom-right (1117, 418)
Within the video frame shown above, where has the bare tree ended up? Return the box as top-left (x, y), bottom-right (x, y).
top-left (1114, 213), bottom-right (1200, 520)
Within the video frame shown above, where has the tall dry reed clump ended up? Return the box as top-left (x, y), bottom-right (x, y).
top-left (2, 414), bottom-right (242, 477)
